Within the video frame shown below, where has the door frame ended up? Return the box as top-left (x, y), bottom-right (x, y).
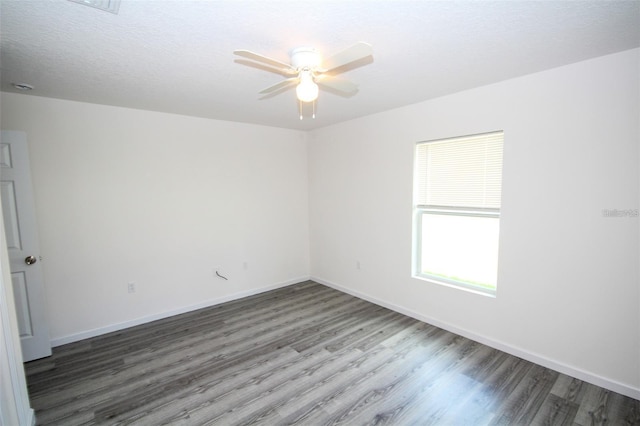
top-left (0, 203), bottom-right (35, 425)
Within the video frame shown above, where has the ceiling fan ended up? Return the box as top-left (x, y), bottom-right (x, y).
top-left (233, 42), bottom-right (373, 119)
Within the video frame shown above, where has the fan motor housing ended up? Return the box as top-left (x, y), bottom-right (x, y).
top-left (290, 47), bottom-right (321, 70)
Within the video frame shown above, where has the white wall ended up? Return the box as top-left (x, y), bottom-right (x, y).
top-left (309, 49), bottom-right (640, 397)
top-left (0, 94), bottom-right (310, 343)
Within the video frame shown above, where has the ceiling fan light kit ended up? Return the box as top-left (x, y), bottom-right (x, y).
top-left (234, 42), bottom-right (373, 119)
top-left (295, 70), bottom-right (319, 103)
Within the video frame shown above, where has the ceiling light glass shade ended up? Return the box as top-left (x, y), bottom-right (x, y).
top-left (296, 71), bottom-right (319, 103)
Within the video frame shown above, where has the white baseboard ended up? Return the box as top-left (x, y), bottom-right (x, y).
top-left (50, 276), bottom-right (309, 347)
top-left (312, 276), bottom-right (640, 401)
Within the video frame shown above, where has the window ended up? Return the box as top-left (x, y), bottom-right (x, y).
top-left (413, 131), bottom-right (504, 295)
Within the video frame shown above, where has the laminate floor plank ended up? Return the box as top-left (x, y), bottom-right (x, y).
top-left (24, 281), bottom-right (639, 425)
top-left (95, 293), bottom-right (375, 422)
top-left (573, 384), bottom-right (640, 426)
top-left (193, 348), bottom-right (357, 426)
top-left (528, 393), bottom-right (579, 426)
top-left (110, 346), bottom-right (303, 425)
top-left (480, 354), bottom-right (536, 409)
top-left (489, 364), bottom-right (559, 425)
top-left (290, 304), bottom-right (388, 353)
top-left (285, 333), bottom-right (475, 424)
top-left (119, 347), bottom-right (330, 425)
top-left (93, 315), bottom-right (359, 420)
top-left (347, 339), bottom-right (485, 425)
top-left (276, 328), bottom-right (454, 425)
top-left (270, 345), bottom-right (395, 423)
top-left (322, 310), bottom-right (408, 354)
top-left (278, 346), bottom-right (406, 425)
top-left (200, 347), bottom-right (367, 426)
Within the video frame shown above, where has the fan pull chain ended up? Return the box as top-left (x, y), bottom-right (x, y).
top-left (298, 100), bottom-right (317, 120)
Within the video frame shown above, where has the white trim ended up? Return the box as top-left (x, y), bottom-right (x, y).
top-left (0, 212), bottom-right (36, 426)
top-left (0, 277), bottom-right (36, 426)
top-left (312, 276), bottom-right (640, 400)
top-left (412, 273), bottom-right (496, 298)
top-left (26, 409), bottom-right (36, 426)
top-left (51, 276), bottom-right (309, 347)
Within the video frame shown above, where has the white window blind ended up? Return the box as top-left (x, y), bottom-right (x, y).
top-left (416, 131), bottom-right (504, 209)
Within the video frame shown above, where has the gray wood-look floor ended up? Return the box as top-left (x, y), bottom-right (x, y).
top-left (25, 281), bottom-right (640, 426)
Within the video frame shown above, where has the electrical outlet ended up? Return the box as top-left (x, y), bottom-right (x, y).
top-left (356, 261), bottom-right (361, 270)
top-left (127, 282), bottom-right (136, 293)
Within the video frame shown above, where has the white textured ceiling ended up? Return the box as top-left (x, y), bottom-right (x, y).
top-left (1, 0), bottom-right (639, 131)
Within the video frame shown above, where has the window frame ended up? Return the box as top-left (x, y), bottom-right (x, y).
top-left (412, 131), bottom-right (503, 297)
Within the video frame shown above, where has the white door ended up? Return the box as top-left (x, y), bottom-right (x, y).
top-left (0, 130), bottom-right (51, 361)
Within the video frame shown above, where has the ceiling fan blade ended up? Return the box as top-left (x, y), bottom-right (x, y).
top-left (321, 42), bottom-right (373, 73)
top-left (316, 76), bottom-right (359, 96)
top-left (234, 50), bottom-right (295, 74)
top-left (259, 78), bottom-right (298, 94)
top-left (234, 59), bottom-right (295, 77)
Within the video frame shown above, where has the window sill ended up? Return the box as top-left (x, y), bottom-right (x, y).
top-left (412, 273), bottom-right (496, 298)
